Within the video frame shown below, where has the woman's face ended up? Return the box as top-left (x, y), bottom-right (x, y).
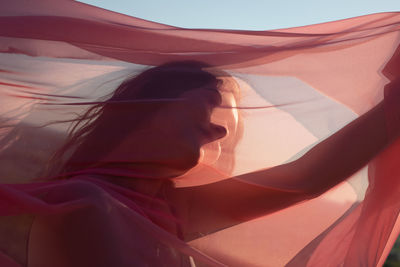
top-left (149, 85), bottom-right (227, 173)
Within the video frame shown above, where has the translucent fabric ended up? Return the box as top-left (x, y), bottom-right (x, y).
top-left (0, 1), bottom-right (400, 266)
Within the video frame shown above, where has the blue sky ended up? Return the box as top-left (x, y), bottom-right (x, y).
top-left (78, 0), bottom-right (400, 30)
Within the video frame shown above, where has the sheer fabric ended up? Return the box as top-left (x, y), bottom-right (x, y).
top-left (0, 1), bottom-right (400, 266)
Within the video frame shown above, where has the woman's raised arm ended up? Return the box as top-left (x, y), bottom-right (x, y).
top-left (168, 82), bottom-right (400, 241)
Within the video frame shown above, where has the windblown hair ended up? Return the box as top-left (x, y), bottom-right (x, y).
top-left (45, 61), bottom-right (226, 178)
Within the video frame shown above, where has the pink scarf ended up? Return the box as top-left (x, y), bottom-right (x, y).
top-left (0, 1), bottom-right (400, 266)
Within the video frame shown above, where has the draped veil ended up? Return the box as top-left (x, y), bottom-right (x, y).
top-left (1, 1), bottom-right (400, 266)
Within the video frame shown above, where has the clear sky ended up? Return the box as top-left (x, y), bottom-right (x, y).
top-left (78, 0), bottom-right (400, 30)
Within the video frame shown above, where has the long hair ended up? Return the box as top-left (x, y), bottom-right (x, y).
top-left (45, 61), bottom-right (226, 178)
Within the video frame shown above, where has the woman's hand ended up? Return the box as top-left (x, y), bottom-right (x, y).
top-left (384, 77), bottom-right (400, 140)
top-left (382, 44), bottom-right (400, 80)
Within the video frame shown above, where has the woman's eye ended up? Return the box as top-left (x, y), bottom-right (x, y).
top-left (190, 105), bottom-right (210, 119)
top-left (203, 88), bottom-right (222, 106)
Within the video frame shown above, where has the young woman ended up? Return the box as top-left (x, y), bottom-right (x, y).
top-left (2, 60), bottom-right (399, 267)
